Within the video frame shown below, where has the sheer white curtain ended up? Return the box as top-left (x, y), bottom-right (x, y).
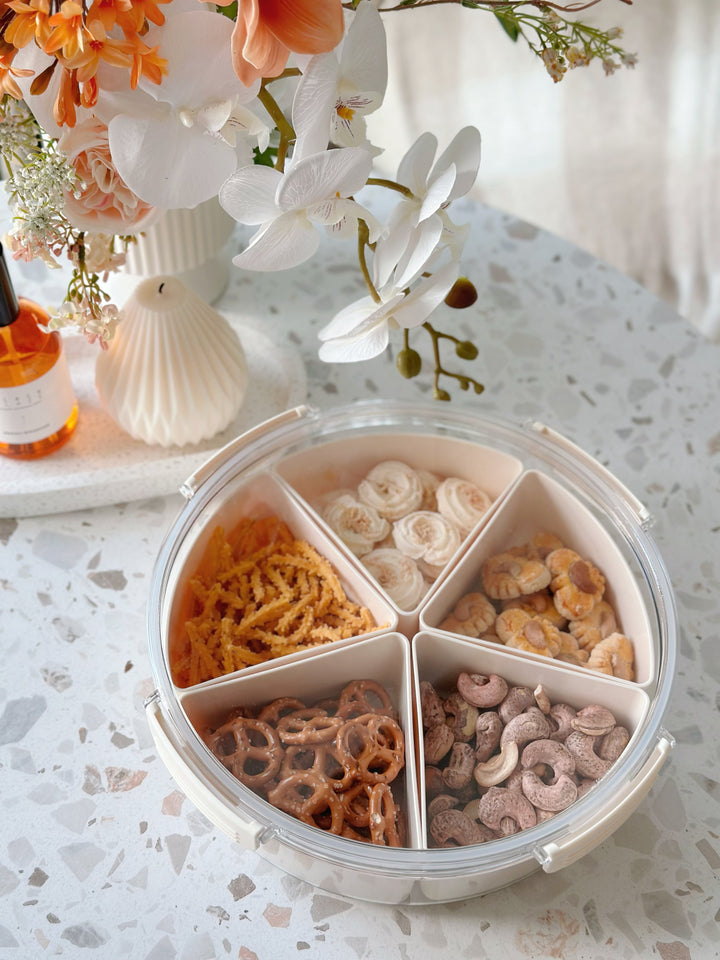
top-left (368, 0), bottom-right (720, 339)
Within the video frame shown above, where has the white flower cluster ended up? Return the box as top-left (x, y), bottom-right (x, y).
top-left (48, 299), bottom-right (120, 350)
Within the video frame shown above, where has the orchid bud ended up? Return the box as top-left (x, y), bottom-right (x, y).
top-left (455, 340), bottom-right (478, 361)
top-left (396, 348), bottom-right (422, 379)
top-left (444, 277), bottom-right (478, 309)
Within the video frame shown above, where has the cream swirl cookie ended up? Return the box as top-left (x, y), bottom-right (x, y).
top-left (322, 493), bottom-right (391, 557)
top-left (357, 461), bottom-right (423, 521)
top-left (392, 511), bottom-right (462, 569)
top-left (436, 477), bottom-right (492, 537)
top-left (416, 469), bottom-right (442, 511)
top-left (362, 548), bottom-right (428, 610)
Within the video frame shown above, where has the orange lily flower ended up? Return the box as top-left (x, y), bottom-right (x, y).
top-left (129, 39), bottom-right (166, 89)
top-left (227, 0), bottom-right (344, 86)
top-left (0, 56), bottom-right (34, 99)
top-left (45, 1), bottom-right (87, 61)
top-left (85, 0), bottom-right (132, 35)
top-left (116, 0), bottom-right (170, 37)
top-left (72, 19), bottom-right (134, 84)
top-left (53, 64), bottom-right (78, 126)
top-left (4, 0), bottom-right (52, 49)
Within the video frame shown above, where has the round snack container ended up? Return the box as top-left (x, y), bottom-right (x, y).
top-left (145, 400), bottom-right (677, 905)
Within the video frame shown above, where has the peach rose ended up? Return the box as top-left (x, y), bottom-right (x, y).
top-left (59, 118), bottom-right (160, 233)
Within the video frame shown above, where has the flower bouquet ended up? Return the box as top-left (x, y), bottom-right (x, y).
top-left (0, 0), bottom-right (636, 398)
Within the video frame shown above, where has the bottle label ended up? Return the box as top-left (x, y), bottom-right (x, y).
top-left (0, 351), bottom-right (76, 444)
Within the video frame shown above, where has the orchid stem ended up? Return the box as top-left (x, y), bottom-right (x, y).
top-left (357, 220), bottom-right (381, 304)
top-left (257, 83), bottom-right (295, 172)
top-left (365, 177), bottom-right (415, 199)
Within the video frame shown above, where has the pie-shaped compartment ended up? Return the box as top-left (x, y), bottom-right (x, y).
top-left (164, 471), bottom-right (397, 688)
top-left (412, 632), bottom-right (650, 849)
top-left (421, 470), bottom-right (655, 687)
top-left (276, 431), bottom-right (522, 633)
top-left (176, 631), bottom-right (421, 853)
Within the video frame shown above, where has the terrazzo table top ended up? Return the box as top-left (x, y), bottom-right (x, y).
top-left (1, 198), bottom-right (719, 959)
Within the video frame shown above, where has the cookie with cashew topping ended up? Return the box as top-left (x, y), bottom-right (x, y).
top-left (481, 551), bottom-right (552, 600)
top-left (546, 547), bottom-right (606, 620)
top-left (495, 608), bottom-right (563, 659)
top-left (501, 588), bottom-right (568, 630)
top-left (440, 592), bottom-right (496, 637)
top-left (568, 599), bottom-right (618, 651)
top-left (587, 632), bottom-right (635, 681)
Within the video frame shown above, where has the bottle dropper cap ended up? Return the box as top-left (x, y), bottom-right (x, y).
top-left (0, 243), bottom-right (20, 328)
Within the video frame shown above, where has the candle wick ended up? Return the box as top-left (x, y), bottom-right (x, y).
top-left (158, 282), bottom-right (165, 294)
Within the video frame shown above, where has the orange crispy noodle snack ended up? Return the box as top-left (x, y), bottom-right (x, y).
top-left (171, 517), bottom-right (377, 687)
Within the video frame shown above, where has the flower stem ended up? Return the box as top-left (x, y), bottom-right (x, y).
top-left (357, 219), bottom-right (381, 304)
top-left (258, 83), bottom-right (295, 172)
top-left (365, 177), bottom-right (415, 199)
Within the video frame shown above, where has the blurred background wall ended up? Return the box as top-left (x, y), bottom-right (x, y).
top-left (368, 0), bottom-right (720, 340)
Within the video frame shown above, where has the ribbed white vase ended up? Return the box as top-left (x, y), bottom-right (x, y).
top-left (95, 275), bottom-right (247, 447)
top-left (110, 198), bottom-right (236, 304)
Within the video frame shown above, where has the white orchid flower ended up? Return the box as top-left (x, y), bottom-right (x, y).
top-left (104, 10), bottom-right (266, 209)
top-left (318, 259), bottom-right (459, 363)
top-left (293, 1), bottom-right (387, 155)
top-left (374, 127), bottom-right (481, 288)
top-left (220, 143), bottom-right (378, 271)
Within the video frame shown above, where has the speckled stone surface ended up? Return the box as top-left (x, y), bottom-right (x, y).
top-left (1, 198), bottom-right (719, 958)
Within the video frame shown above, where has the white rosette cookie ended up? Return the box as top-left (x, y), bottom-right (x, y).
top-left (322, 493), bottom-right (391, 557)
top-left (436, 477), bottom-right (492, 537)
top-left (362, 548), bottom-right (428, 610)
top-left (392, 510), bottom-right (462, 579)
top-left (357, 461), bottom-right (423, 521)
top-left (417, 469), bottom-right (442, 511)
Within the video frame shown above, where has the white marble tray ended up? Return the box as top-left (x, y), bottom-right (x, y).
top-left (0, 317), bottom-right (306, 518)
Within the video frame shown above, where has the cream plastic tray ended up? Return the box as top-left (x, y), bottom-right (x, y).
top-left (145, 401), bottom-right (677, 905)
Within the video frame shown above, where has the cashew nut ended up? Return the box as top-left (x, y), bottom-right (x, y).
top-left (520, 738), bottom-right (576, 781)
top-left (571, 704), bottom-right (617, 737)
top-left (420, 680), bottom-right (445, 730)
top-left (424, 724), bottom-right (454, 764)
top-left (548, 702), bottom-right (577, 742)
top-left (443, 741), bottom-right (476, 791)
top-left (498, 685), bottom-right (536, 724)
top-left (444, 692), bottom-right (479, 742)
top-left (474, 711), bottom-right (503, 762)
top-left (500, 706), bottom-right (552, 747)
top-left (463, 799), bottom-right (502, 842)
top-left (533, 683), bottom-right (551, 714)
top-left (425, 764), bottom-right (444, 799)
top-left (473, 740), bottom-right (519, 788)
top-left (521, 771), bottom-right (578, 812)
top-left (598, 725), bottom-right (630, 762)
top-left (427, 793), bottom-right (460, 820)
top-left (429, 808), bottom-right (488, 847)
top-left (457, 672), bottom-right (509, 708)
top-left (478, 786), bottom-right (537, 833)
top-left (565, 731), bottom-right (612, 780)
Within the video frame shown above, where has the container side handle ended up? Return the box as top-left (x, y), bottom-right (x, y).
top-left (534, 733), bottom-right (674, 874)
top-left (530, 422), bottom-right (652, 529)
top-left (180, 405), bottom-right (311, 500)
top-left (146, 698), bottom-right (264, 851)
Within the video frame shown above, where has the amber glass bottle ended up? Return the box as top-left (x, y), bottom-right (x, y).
top-left (0, 245), bottom-right (78, 459)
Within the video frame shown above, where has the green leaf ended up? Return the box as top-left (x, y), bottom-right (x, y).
top-left (494, 10), bottom-right (520, 42)
top-left (217, 2), bottom-right (238, 20)
top-left (253, 145), bottom-right (277, 168)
